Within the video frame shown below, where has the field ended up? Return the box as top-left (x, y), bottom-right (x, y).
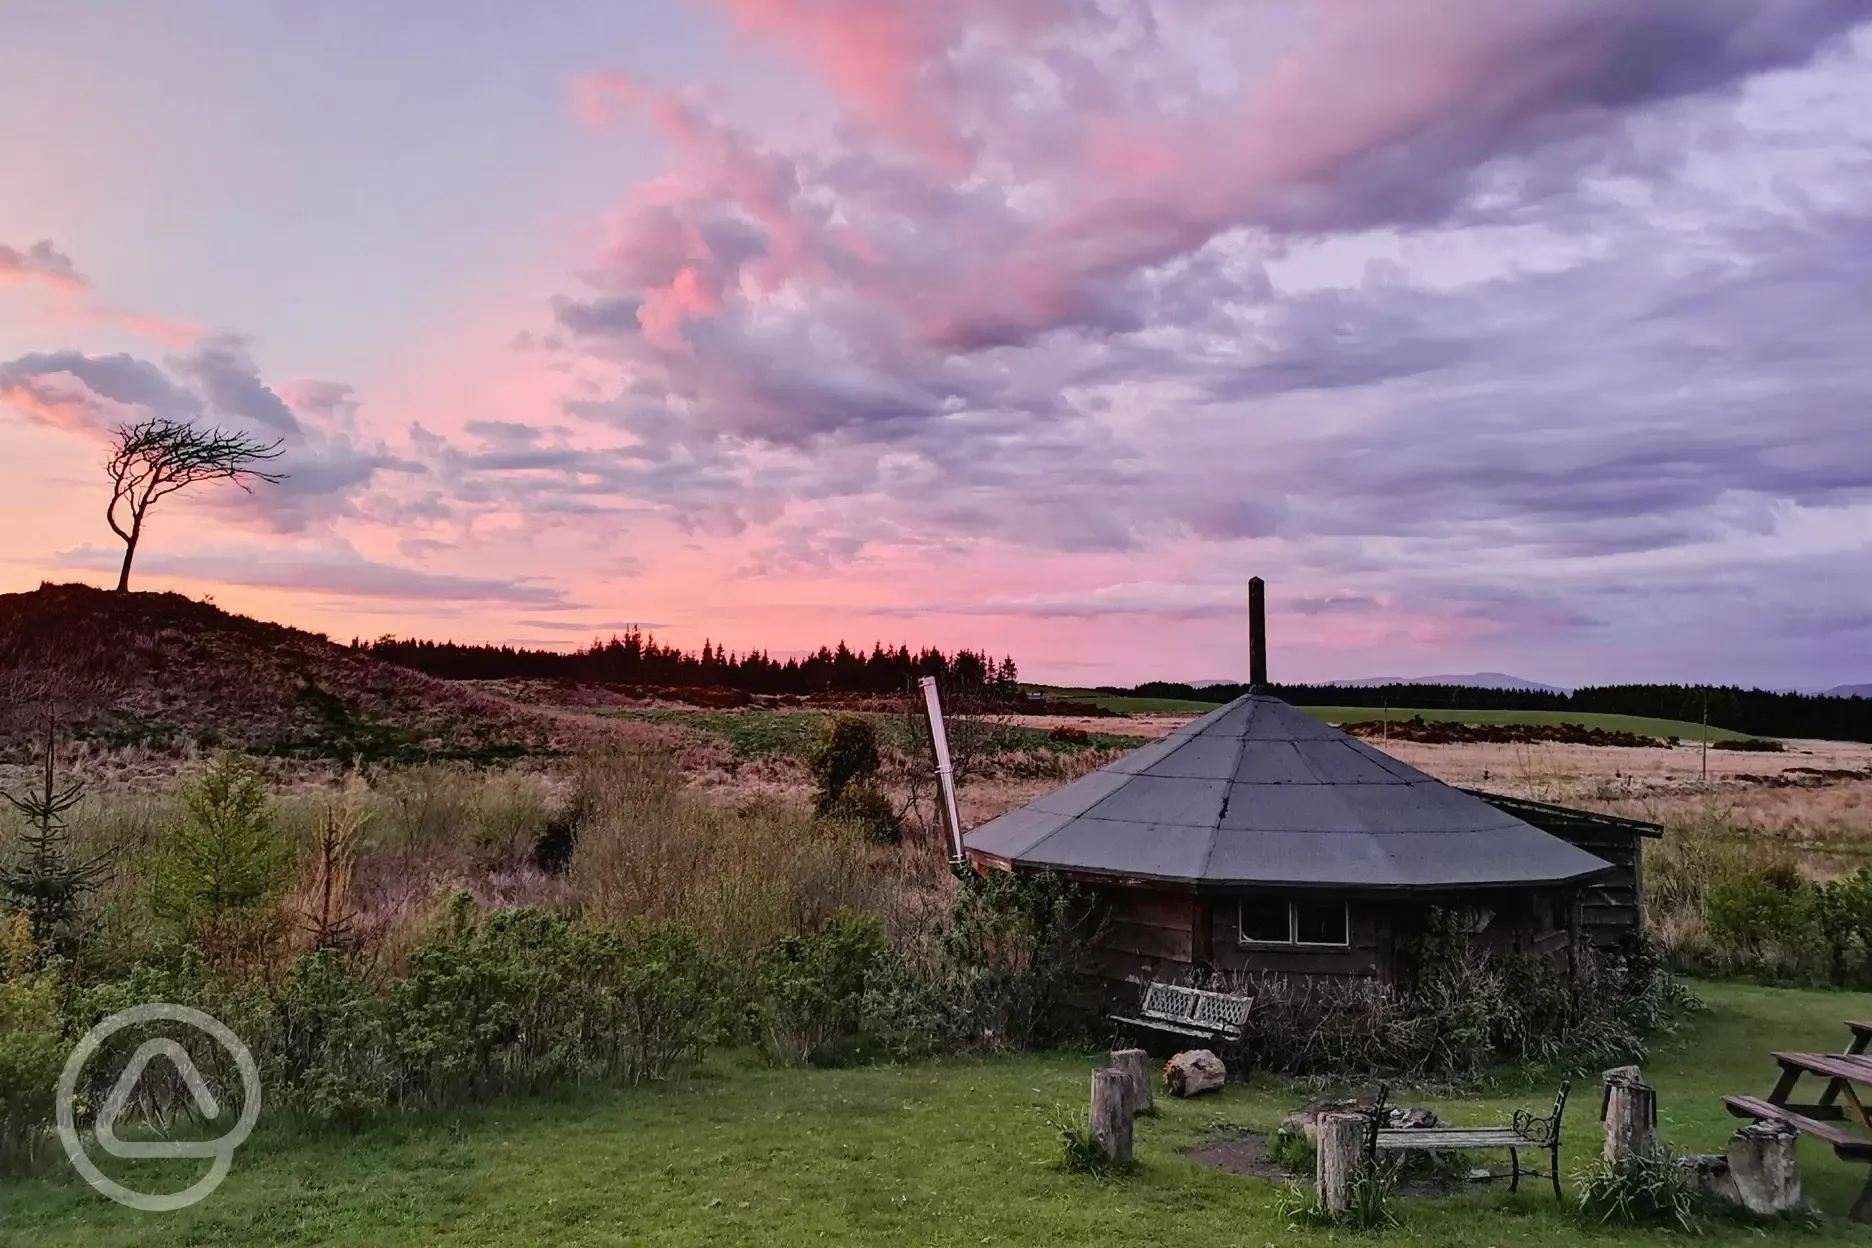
top-left (4, 981), bottom-right (1869, 1245)
top-left (1034, 688), bottom-right (1752, 741)
top-left (1303, 706), bottom-right (1754, 743)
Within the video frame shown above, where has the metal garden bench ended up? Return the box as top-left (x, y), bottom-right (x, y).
top-left (1109, 981), bottom-right (1253, 1044)
top-left (1363, 1081), bottom-right (1571, 1198)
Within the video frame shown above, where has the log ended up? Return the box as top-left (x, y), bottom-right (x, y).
top-left (1109, 1048), bottom-right (1154, 1116)
top-left (1163, 1049), bottom-right (1226, 1097)
top-left (1602, 1065), bottom-right (1659, 1164)
top-left (1728, 1121), bottom-right (1802, 1216)
top-left (1316, 1112), bottom-right (1368, 1217)
top-left (1089, 1067), bottom-right (1133, 1164)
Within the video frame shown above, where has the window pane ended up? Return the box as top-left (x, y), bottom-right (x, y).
top-left (1238, 900), bottom-right (1289, 944)
top-left (1294, 900), bottom-right (1348, 946)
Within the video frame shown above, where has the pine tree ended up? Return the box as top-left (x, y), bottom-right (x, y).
top-left (1, 718), bottom-right (111, 952)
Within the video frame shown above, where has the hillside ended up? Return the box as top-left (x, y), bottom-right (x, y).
top-left (0, 583), bottom-right (560, 763)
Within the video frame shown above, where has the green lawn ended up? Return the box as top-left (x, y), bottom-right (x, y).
top-left (1300, 707), bottom-right (1754, 743)
top-left (6, 981), bottom-right (1869, 1245)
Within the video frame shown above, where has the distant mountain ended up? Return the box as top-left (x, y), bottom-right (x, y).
top-left (1329, 672), bottom-right (1568, 693)
top-left (1830, 684), bottom-right (1872, 698)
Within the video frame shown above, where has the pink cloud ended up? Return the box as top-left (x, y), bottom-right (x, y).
top-left (0, 240), bottom-right (85, 292)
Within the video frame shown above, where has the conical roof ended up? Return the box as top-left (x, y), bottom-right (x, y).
top-left (964, 695), bottom-right (1611, 889)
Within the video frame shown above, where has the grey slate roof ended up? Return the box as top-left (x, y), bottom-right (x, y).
top-left (964, 695), bottom-right (1612, 889)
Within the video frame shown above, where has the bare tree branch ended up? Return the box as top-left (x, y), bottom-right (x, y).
top-left (103, 418), bottom-right (286, 591)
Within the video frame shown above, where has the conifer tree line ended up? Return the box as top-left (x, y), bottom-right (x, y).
top-left (360, 631), bottom-right (1021, 698)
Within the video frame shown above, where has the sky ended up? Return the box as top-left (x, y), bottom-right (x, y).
top-left (4, 1), bottom-right (1872, 690)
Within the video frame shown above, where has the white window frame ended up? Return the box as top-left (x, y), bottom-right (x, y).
top-left (1236, 898), bottom-right (1350, 948)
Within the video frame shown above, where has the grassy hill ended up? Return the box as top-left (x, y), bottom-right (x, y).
top-left (0, 583), bottom-right (559, 763)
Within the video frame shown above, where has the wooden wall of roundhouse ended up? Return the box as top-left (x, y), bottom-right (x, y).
top-left (1560, 832), bottom-right (1645, 948)
top-left (1460, 792), bottom-right (1650, 948)
top-left (1090, 884), bottom-right (1198, 983)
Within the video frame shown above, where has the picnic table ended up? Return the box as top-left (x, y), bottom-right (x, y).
top-left (1724, 1021), bottom-right (1872, 1221)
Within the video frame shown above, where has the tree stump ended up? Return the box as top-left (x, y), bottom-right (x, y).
top-left (1728, 1121), bottom-right (1802, 1216)
top-left (1089, 1067), bottom-right (1133, 1164)
top-left (1109, 1049), bottom-right (1154, 1116)
top-left (1316, 1112), bottom-right (1368, 1217)
top-left (1163, 1049), bottom-right (1226, 1097)
top-left (1601, 1065), bottom-right (1659, 1163)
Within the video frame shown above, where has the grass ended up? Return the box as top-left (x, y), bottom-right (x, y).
top-left (7, 980), bottom-right (1871, 1245)
top-left (1031, 689), bottom-right (1758, 741)
top-left (1041, 688), bottom-right (1221, 714)
top-left (1301, 707), bottom-right (1756, 743)
top-left (603, 708), bottom-right (1148, 761)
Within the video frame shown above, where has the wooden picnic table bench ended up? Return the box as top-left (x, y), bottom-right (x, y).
top-left (1846, 1020), bottom-right (1872, 1055)
top-left (1109, 981), bottom-right (1252, 1044)
top-left (1725, 1029), bottom-right (1872, 1220)
top-left (1363, 1082), bottom-right (1571, 1198)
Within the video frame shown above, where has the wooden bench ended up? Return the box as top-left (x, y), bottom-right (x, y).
top-left (1726, 1042), bottom-right (1872, 1221)
top-left (1109, 981), bottom-right (1252, 1044)
top-left (1363, 1082), bottom-right (1571, 1198)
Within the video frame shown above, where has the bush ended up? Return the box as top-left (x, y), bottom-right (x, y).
top-left (1675, 861), bottom-right (1872, 989)
top-left (754, 909), bottom-right (889, 1066)
top-left (1223, 921), bottom-right (1688, 1083)
top-left (820, 784), bottom-right (901, 845)
top-left (808, 715), bottom-right (901, 844)
top-left (386, 897), bottom-right (729, 1102)
top-left (148, 753), bottom-right (291, 966)
top-left (864, 870), bottom-right (1104, 1056)
top-left (0, 913), bottom-right (63, 1168)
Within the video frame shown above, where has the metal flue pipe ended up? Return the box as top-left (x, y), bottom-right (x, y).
top-left (1249, 576), bottom-right (1268, 690)
top-left (919, 676), bottom-right (967, 870)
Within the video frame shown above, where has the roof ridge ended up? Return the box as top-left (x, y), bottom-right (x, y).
top-left (1196, 695), bottom-right (1254, 880)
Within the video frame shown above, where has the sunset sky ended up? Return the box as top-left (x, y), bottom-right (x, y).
top-left (4, 1), bottom-right (1871, 689)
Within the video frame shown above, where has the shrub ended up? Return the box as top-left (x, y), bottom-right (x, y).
top-left (1, 723), bottom-right (111, 958)
top-left (0, 913), bottom-right (63, 1168)
top-left (1673, 860), bottom-right (1872, 989)
top-left (387, 897), bottom-right (729, 1102)
top-left (820, 784), bottom-right (901, 845)
top-left (811, 714), bottom-right (881, 810)
top-left (864, 869), bottom-right (1104, 1056)
top-left (1223, 922), bottom-right (1687, 1083)
top-left (148, 753), bottom-right (291, 965)
top-left (754, 909), bottom-right (889, 1066)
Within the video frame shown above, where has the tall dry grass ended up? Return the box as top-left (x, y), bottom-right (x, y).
top-left (569, 742), bottom-right (951, 961)
top-left (39, 740), bottom-right (954, 977)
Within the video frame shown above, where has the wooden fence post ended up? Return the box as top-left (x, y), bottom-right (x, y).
top-left (1601, 1065), bottom-right (1659, 1164)
top-left (1728, 1121), bottom-right (1801, 1216)
top-left (1089, 1068), bottom-right (1133, 1164)
top-left (1110, 1049), bottom-right (1153, 1117)
top-left (1316, 1112), bottom-right (1367, 1217)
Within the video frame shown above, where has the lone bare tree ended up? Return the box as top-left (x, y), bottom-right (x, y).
top-left (106, 418), bottom-right (285, 591)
